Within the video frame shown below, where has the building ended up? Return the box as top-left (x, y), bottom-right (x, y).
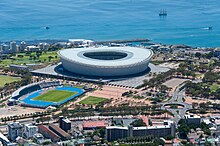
top-left (59, 116), bottom-right (71, 132)
top-left (27, 45), bottom-right (39, 52)
top-left (48, 124), bottom-right (71, 141)
top-left (106, 120), bottom-right (175, 142)
top-left (20, 41), bottom-right (27, 52)
top-left (10, 41), bottom-right (17, 52)
top-left (38, 125), bottom-right (61, 142)
top-left (68, 39), bottom-right (94, 47)
top-left (185, 115), bottom-right (201, 126)
top-left (8, 122), bottom-right (23, 141)
top-left (23, 123), bottom-right (38, 138)
top-left (82, 120), bottom-right (108, 130)
top-left (10, 64), bottom-right (29, 71)
top-left (0, 43), bottom-right (9, 51)
top-left (39, 43), bottom-right (49, 50)
top-left (58, 46), bottom-right (153, 77)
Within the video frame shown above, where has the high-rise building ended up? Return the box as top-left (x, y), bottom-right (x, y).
top-left (23, 123), bottom-right (38, 138)
top-left (10, 41), bottom-right (17, 52)
top-left (8, 122), bottom-right (23, 141)
top-left (20, 41), bottom-right (27, 52)
top-left (59, 116), bottom-right (71, 132)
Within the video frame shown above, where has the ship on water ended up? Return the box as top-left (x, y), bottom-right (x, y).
top-left (159, 9), bottom-right (167, 16)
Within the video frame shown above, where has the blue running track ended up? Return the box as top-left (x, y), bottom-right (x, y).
top-left (21, 86), bottom-right (84, 108)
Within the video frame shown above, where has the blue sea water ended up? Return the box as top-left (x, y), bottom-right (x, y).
top-left (1, 0), bottom-right (220, 47)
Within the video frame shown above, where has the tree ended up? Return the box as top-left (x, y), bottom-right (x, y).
top-left (48, 56), bottom-right (54, 62)
top-left (130, 119), bottom-right (146, 127)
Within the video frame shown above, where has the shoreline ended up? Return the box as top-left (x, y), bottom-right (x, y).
top-left (0, 38), bottom-right (219, 49)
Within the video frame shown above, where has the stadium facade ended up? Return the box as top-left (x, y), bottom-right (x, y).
top-left (58, 46), bottom-right (153, 77)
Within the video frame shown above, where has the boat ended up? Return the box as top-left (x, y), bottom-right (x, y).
top-left (208, 26), bottom-right (212, 30)
top-left (159, 9), bottom-right (167, 16)
top-left (43, 26), bottom-right (50, 29)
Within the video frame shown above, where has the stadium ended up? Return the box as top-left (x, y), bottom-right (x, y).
top-left (8, 81), bottom-right (85, 108)
top-left (58, 46), bottom-right (153, 77)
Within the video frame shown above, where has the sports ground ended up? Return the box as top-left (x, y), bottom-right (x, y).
top-left (21, 86), bottom-right (84, 108)
top-left (79, 96), bottom-right (108, 105)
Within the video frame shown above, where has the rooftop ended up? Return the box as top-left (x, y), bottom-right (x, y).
top-left (49, 124), bottom-right (71, 138)
top-left (185, 114), bottom-right (201, 119)
top-left (83, 121), bottom-right (108, 128)
top-left (38, 125), bottom-right (60, 140)
top-left (58, 46), bottom-right (153, 67)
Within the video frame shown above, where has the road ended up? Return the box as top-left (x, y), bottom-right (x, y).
top-left (161, 83), bottom-right (192, 124)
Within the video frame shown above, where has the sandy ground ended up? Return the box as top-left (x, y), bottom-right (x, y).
top-left (185, 97), bottom-right (220, 104)
top-left (159, 62), bottom-right (180, 69)
top-left (0, 106), bottom-right (44, 118)
top-left (163, 78), bottom-right (188, 89)
top-left (76, 85), bottom-right (152, 107)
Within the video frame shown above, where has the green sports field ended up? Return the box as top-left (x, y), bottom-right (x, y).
top-left (32, 90), bottom-right (77, 102)
top-left (79, 96), bottom-right (108, 105)
top-left (0, 75), bottom-right (21, 87)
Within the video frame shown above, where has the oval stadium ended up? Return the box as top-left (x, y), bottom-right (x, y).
top-left (58, 46), bottom-right (153, 77)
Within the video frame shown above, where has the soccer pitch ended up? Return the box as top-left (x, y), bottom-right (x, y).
top-left (79, 96), bottom-right (108, 105)
top-left (32, 90), bottom-right (77, 102)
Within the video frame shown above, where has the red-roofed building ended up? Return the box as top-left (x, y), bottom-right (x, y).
top-left (48, 124), bottom-right (71, 141)
top-left (38, 125), bottom-right (61, 142)
top-left (138, 116), bottom-right (149, 126)
top-left (83, 121), bottom-right (108, 130)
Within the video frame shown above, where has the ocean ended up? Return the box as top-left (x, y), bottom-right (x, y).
top-left (0, 0), bottom-right (220, 47)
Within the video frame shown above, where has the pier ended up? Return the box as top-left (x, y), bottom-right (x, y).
top-left (95, 38), bottom-right (150, 45)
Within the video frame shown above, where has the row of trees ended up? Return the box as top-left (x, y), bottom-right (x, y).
top-left (56, 104), bottom-right (171, 119)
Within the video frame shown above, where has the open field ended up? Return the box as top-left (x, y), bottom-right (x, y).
top-left (0, 75), bottom-right (21, 87)
top-left (0, 106), bottom-right (44, 118)
top-left (79, 96), bottom-right (108, 105)
top-left (0, 51), bottom-right (59, 67)
top-left (33, 90), bottom-right (77, 102)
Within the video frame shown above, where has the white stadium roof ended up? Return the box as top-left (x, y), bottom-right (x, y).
top-left (58, 46), bottom-right (153, 67)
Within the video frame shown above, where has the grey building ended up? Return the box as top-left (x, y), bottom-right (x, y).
top-left (8, 122), bottom-right (23, 141)
top-left (185, 115), bottom-right (201, 126)
top-left (20, 41), bottom-right (27, 52)
top-left (106, 120), bottom-right (175, 142)
top-left (59, 116), bottom-right (71, 132)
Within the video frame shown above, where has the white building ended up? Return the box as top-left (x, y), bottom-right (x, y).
top-left (58, 47), bottom-right (153, 77)
top-left (23, 123), bottom-right (38, 139)
top-left (27, 45), bottom-right (39, 52)
top-left (68, 39), bottom-right (94, 47)
top-left (39, 43), bottom-right (49, 50)
top-left (10, 41), bottom-right (17, 52)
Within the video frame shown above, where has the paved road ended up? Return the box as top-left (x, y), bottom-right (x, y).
top-left (161, 83), bottom-right (192, 124)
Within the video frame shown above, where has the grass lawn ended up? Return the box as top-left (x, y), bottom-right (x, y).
top-left (79, 96), bottom-right (108, 105)
top-left (33, 90), bottom-right (77, 102)
top-left (0, 51), bottom-right (60, 67)
top-left (210, 83), bottom-right (220, 92)
top-left (0, 75), bottom-right (21, 87)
